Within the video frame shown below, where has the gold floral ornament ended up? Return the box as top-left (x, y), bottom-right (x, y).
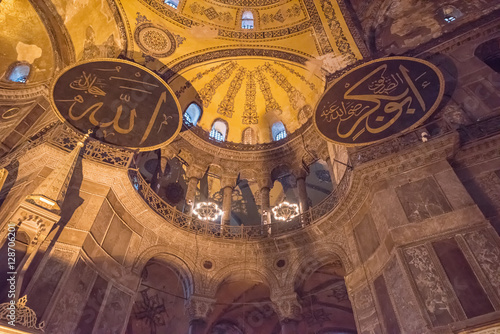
top-left (193, 202), bottom-right (223, 221)
top-left (272, 201), bottom-right (299, 221)
top-left (0, 295), bottom-right (46, 331)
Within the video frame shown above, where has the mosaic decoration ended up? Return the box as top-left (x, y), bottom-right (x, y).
top-left (135, 23), bottom-right (177, 58)
top-left (263, 63), bottom-right (306, 111)
top-left (175, 61), bottom-right (230, 98)
top-left (318, 0), bottom-right (357, 63)
top-left (260, 4), bottom-right (302, 25)
top-left (314, 57), bottom-right (445, 146)
top-left (255, 67), bottom-right (282, 115)
top-left (190, 2), bottom-right (233, 23)
top-left (243, 71), bottom-right (258, 125)
top-left (272, 201), bottom-right (300, 221)
top-left (133, 289), bottom-right (167, 332)
top-left (198, 62), bottom-right (238, 108)
top-left (210, 0), bottom-right (279, 6)
top-left (193, 202), bottom-right (223, 221)
top-left (0, 295), bottom-right (45, 331)
top-left (51, 59), bottom-right (182, 151)
top-left (274, 61), bottom-right (316, 91)
top-left (217, 67), bottom-right (246, 118)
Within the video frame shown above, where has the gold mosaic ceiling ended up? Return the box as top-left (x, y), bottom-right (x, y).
top-left (49, 0), bottom-right (365, 143)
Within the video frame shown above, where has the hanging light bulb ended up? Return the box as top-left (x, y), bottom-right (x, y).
top-left (192, 202), bottom-right (223, 221)
top-left (272, 201), bottom-right (299, 221)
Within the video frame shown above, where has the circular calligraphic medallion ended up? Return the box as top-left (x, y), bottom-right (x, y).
top-left (50, 59), bottom-right (182, 151)
top-left (134, 23), bottom-right (177, 58)
top-left (314, 57), bottom-right (445, 146)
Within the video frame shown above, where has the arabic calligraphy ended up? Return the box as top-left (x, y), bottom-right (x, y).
top-left (314, 57), bottom-right (444, 146)
top-left (51, 59), bottom-right (182, 151)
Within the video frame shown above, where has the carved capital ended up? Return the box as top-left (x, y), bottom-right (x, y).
top-left (185, 295), bottom-right (216, 321)
top-left (220, 176), bottom-right (237, 189)
top-left (271, 293), bottom-right (302, 321)
top-left (186, 165), bottom-right (205, 179)
top-left (257, 177), bottom-right (273, 190)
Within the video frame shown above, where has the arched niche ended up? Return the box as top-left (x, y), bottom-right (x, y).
top-left (294, 262), bottom-right (357, 333)
top-left (126, 258), bottom-right (192, 333)
top-left (207, 271), bottom-right (280, 334)
top-left (305, 160), bottom-right (334, 206)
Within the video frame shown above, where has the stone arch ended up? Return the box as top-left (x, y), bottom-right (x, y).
top-left (205, 262), bottom-right (280, 297)
top-left (132, 246), bottom-right (196, 297)
top-left (287, 245), bottom-right (353, 291)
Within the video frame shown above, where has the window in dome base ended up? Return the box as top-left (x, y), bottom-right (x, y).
top-left (7, 63), bottom-right (31, 83)
top-left (164, 0), bottom-right (178, 9)
top-left (209, 119), bottom-right (228, 142)
top-left (242, 11), bottom-right (254, 29)
top-left (272, 121), bottom-right (287, 141)
top-left (184, 102), bottom-right (202, 126)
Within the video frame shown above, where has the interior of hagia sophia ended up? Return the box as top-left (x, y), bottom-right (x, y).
top-left (0, 0), bottom-right (500, 333)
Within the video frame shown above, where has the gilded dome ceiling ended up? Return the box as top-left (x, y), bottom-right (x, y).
top-left (114, 0), bottom-right (367, 143)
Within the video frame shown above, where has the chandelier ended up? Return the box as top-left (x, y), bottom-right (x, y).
top-left (272, 201), bottom-right (299, 221)
top-left (192, 202), bottom-right (223, 221)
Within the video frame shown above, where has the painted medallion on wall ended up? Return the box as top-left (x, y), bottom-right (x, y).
top-left (135, 23), bottom-right (177, 58)
top-left (314, 57), bottom-right (445, 146)
top-left (50, 59), bottom-right (182, 151)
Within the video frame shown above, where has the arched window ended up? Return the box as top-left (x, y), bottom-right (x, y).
top-left (242, 127), bottom-right (257, 144)
top-left (441, 5), bottom-right (462, 23)
top-left (210, 119), bottom-right (227, 142)
top-left (164, 0), bottom-right (178, 8)
top-left (184, 102), bottom-right (202, 126)
top-left (6, 63), bottom-right (31, 83)
top-left (272, 122), bottom-right (287, 141)
top-left (475, 38), bottom-right (500, 73)
top-left (241, 11), bottom-right (254, 29)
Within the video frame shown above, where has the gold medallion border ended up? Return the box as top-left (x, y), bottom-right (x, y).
top-left (49, 58), bottom-right (183, 152)
top-left (312, 56), bottom-right (446, 147)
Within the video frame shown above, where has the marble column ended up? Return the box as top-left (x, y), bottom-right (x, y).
top-left (186, 295), bottom-right (215, 334)
top-left (271, 293), bottom-right (302, 334)
top-left (294, 169), bottom-right (309, 214)
top-left (280, 319), bottom-right (300, 334)
top-left (188, 318), bottom-right (207, 334)
top-left (185, 166), bottom-right (205, 212)
top-left (221, 185), bottom-right (233, 227)
top-left (220, 176), bottom-right (237, 228)
top-left (257, 177), bottom-right (273, 229)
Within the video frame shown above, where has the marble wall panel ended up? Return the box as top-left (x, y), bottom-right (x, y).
top-left (403, 245), bottom-right (455, 326)
top-left (75, 275), bottom-right (108, 334)
top-left (95, 285), bottom-right (132, 334)
top-left (101, 215), bottom-right (132, 265)
top-left (351, 285), bottom-right (382, 334)
top-left (46, 257), bottom-right (96, 334)
top-left (354, 213), bottom-right (380, 262)
top-left (395, 177), bottom-right (452, 223)
top-left (433, 238), bottom-right (494, 318)
top-left (465, 231), bottom-right (500, 298)
top-left (90, 200), bottom-right (113, 244)
top-left (373, 274), bottom-right (401, 333)
top-left (384, 257), bottom-right (427, 332)
top-left (26, 248), bottom-right (73, 318)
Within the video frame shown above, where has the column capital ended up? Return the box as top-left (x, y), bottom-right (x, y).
top-left (271, 293), bottom-right (302, 321)
top-left (186, 165), bottom-right (205, 179)
top-left (291, 167), bottom-right (308, 180)
top-left (220, 176), bottom-right (238, 189)
top-left (257, 177), bottom-right (273, 190)
top-left (185, 295), bottom-right (216, 321)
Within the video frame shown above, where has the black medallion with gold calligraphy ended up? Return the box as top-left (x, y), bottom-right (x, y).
top-left (50, 59), bottom-right (182, 151)
top-left (314, 57), bottom-right (445, 146)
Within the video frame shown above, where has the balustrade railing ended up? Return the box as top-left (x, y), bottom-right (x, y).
top-left (128, 117), bottom-right (462, 240)
top-left (129, 167), bottom-right (354, 240)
